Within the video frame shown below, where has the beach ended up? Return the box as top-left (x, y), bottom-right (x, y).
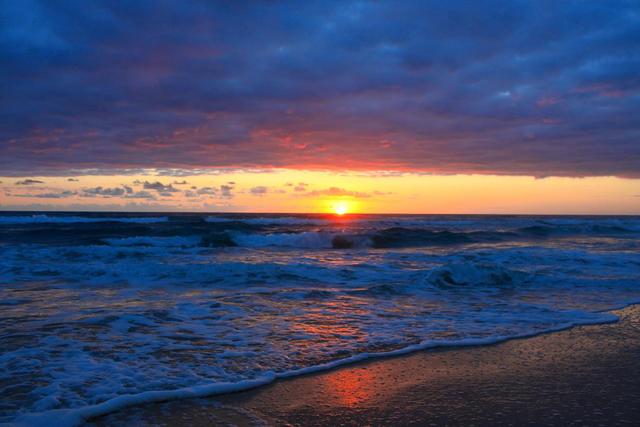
top-left (92, 304), bottom-right (640, 426)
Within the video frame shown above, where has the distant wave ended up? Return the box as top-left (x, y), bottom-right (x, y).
top-left (102, 236), bottom-right (202, 247)
top-left (205, 216), bottom-right (328, 226)
top-left (0, 214), bottom-right (169, 224)
top-left (89, 223), bottom-right (640, 250)
top-left (230, 229), bottom-right (497, 249)
top-left (516, 223), bottom-right (639, 236)
top-left (232, 231), bottom-right (340, 248)
top-left (425, 262), bottom-right (526, 287)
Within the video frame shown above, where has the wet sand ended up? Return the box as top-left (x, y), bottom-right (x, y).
top-left (92, 305), bottom-right (640, 426)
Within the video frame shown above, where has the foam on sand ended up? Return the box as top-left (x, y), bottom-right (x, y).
top-left (13, 310), bottom-right (622, 427)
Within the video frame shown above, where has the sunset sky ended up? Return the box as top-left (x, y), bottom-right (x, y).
top-left (1, 1), bottom-right (639, 213)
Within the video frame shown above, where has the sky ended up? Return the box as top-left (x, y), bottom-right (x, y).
top-left (1, 1), bottom-right (639, 213)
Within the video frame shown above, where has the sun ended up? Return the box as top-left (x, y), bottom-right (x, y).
top-left (325, 199), bottom-right (357, 216)
top-left (332, 201), bottom-right (350, 216)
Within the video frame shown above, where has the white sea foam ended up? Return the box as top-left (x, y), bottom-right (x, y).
top-left (426, 262), bottom-right (526, 287)
top-left (231, 231), bottom-right (336, 248)
top-left (11, 310), bottom-right (623, 427)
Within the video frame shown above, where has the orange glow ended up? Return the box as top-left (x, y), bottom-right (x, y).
top-left (322, 367), bottom-right (377, 407)
top-left (1, 170), bottom-right (638, 214)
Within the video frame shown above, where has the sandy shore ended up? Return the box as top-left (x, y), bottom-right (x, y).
top-left (92, 305), bottom-right (640, 426)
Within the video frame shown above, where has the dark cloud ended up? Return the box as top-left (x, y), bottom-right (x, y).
top-left (196, 187), bottom-right (216, 196)
top-left (13, 190), bottom-right (76, 198)
top-left (15, 179), bottom-right (44, 185)
top-left (38, 190), bottom-right (76, 198)
top-left (142, 181), bottom-right (179, 193)
top-left (249, 186), bottom-right (268, 196)
top-left (184, 185), bottom-right (239, 198)
top-left (172, 180), bottom-right (188, 185)
top-left (220, 184), bottom-right (234, 199)
top-left (1, 202), bottom-right (169, 212)
top-left (1, 1), bottom-right (639, 177)
top-left (154, 169), bottom-right (215, 177)
top-left (125, 190), bottom-right (156, 200)
top-left (67, 178), bottom-right (79, 182)
top-left (81, 186), bottom-right (128, 197)
top-left (294, 182), bottom-right (309, 192)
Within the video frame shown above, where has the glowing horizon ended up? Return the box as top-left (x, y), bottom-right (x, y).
top-left (1, 169), bottom-right (638, 215)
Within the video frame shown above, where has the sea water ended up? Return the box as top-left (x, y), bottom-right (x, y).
top-left (1, 213), bottom-right (639, 425)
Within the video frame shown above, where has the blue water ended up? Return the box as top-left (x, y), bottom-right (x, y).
top-left (1, 212), bottom-right (640, 424)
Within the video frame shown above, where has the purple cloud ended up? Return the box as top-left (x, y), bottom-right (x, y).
top-left (249, 186), bottom-right (268, 196)
top-left (15, 179), bottom-right (44, 185)
top-left (142, 181), bottom-right (179, 193)
top-left (13, 190), bottom-right (76, 199)
top-left (125, 191), bottom-right (156, 200)
top-left (220, 185), bottom-right (234, 199)
top-left (81, 186), bottom-right (128, 197)
top-left (0, 1), bottom-right (639, 177)
top-left (196, 187), bottom-right (216, 195)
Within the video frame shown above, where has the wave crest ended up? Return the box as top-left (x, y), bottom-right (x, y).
top-left (426, 263), bottom-right (525, 287)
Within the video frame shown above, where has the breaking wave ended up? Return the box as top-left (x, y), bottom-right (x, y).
top-left (205, 216), bottom-right (328, 226)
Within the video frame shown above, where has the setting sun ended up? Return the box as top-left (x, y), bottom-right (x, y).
top-left (332, 201), bottom-right (350, 215)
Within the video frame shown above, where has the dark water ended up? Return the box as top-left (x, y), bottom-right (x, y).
top-left (1, 212), bottom-right (640, 424)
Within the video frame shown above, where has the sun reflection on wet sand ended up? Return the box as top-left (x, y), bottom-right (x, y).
top-left (321, 366), bottom-right (378, 407)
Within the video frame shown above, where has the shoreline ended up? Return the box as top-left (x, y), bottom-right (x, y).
top-left (16, 308), bottom-right (622, 426)
top-left (89, 303), bottom-right (640, 426)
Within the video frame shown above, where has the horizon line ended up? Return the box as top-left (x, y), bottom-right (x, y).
top-left (0, 209), bottom-right (638, 217)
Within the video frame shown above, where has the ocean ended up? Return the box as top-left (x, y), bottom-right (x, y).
top-left (1, 212), bottom-right (640, 425)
